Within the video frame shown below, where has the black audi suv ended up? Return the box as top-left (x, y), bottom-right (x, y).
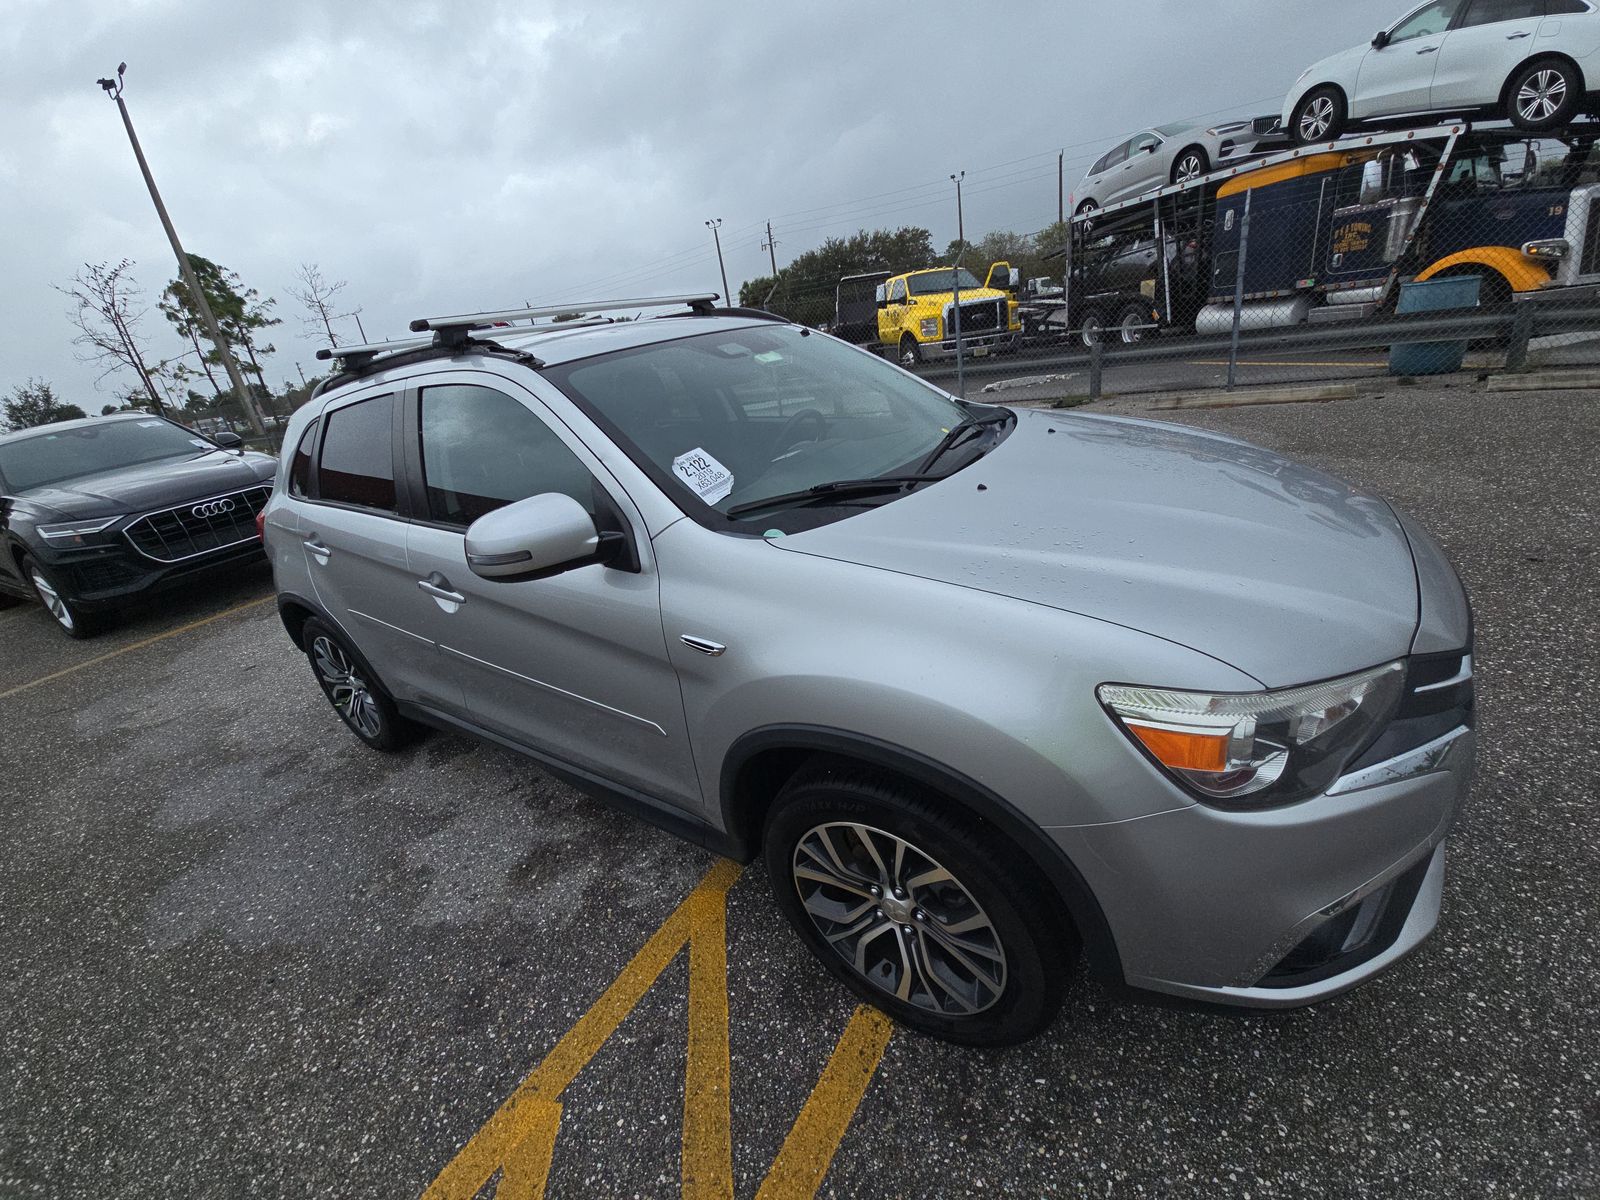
top-left (0, 413), bottom-right (276, 638)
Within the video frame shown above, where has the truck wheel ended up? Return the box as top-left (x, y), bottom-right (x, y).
top-left (1292, 86), bottom-right (1346, 144)
top-left (1080, 308), bottom-right (1106, 347)
top-left (1116, 301), bottom-right (1153, 344)
top-left (899, 335), bottom-right (922, 367)
top-left (1170, 146), bottom-right (1209, 185)
top-left (1507, 58), bottom-right (1582, 130)
top-left (763, 762), bottom-right (1073, 1046)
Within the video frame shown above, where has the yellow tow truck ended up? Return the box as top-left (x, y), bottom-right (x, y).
top-left (876, 263), bottom-right (1022, 366)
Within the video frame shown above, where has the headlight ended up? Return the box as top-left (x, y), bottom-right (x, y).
top-left (36, 516), bottom-right (123, 545)
top-left (1098, 661), bottom-right (1405, 806)
top-left (920, 317), bottom-right (941, 339)
top-left (1522, 238), bottom-right (1569, 260)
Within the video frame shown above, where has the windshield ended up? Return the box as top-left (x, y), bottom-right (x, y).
top-left (545, 325), bottom-right (973, 525)
top-left (1153, 123), bottom-right (1192, 137)
top-left (0, 418), bottom-right (215, 492)
top-left (908, 269), bottom-right (982, 295)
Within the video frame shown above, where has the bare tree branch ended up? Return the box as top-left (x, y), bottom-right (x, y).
top-left (287, 262), bottom-right (361, 347)
top-left (56, 260), bottom-right (167, 414)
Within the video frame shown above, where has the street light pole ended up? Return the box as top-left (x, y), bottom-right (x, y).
top-left (705, 218), bottom-right (730, 307)
top-left (96, 64), bottom-right (264, 436)
top-left (950, 171), bottom-right (966, 248)
top-left (1058, 151), bottom-right (1065, 225)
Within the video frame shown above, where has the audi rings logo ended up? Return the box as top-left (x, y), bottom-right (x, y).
top-left (191, 498), bottom-right (237, 519)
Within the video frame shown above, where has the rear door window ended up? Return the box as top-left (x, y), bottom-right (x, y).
top-left (317, 395), bottom-right (396, 512)
top-left (1459, 0), bottom-right (1544, 24)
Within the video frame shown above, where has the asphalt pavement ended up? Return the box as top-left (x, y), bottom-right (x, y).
top-left (1, 379), bottom-right (1596, 1197)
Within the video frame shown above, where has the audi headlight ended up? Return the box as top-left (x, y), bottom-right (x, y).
top-left (36, 516), bottom-right (123, 545)
top-left (1098, 661), bottom-right (1405, 806)
top-left (920, 317), bottom-right (941, 339)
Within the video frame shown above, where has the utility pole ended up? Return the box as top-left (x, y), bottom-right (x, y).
top-left (353, 312), bottom-right (369, 343)
top-left (705, 218), bottom-right (730, 307)
top-left (950, 171), bottom-right (966, 247)
top-left (295, 361), bottom-right (307, 386)
top-left (1058, 151), bottom-right (1065, 225)
top-left (762, 221), bottom-right (780, 279)
top-left (97, 64), bottom-right (264, 436)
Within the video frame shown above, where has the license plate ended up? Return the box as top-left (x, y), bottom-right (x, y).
top-left (971, 346), bottom-right (990, 357)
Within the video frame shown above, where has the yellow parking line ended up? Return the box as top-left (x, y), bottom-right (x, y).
top-left (755, 1006), bottom-right (895, 1200)
top-left (0, 595), bottom-right (274, 703)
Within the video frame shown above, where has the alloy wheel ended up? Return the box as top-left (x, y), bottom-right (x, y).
top-left (29, 568), bottom-right (74, 632)
top-left (1299, 95), bottom-right (1335, 141)
top-left (312, 635), bottom-right (383, 740)
top-left (791, 822), bottom-right (1007, 1016)
top-left (1517, 70), bottom-right (1567, 123)
top-left (1175, 153), bottom-right (1205, 183)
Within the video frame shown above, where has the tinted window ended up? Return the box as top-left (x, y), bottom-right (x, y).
top-left (1460, 0), bottom-right (1543, 24)
top-left (1548, 0), bottom-right (1589, 12)
top-left (288, 419), bottom-right (318, 498)
top-left (1100, 140), bottom-right (1131, 170)
top-left (419, 385), bottom-right (597, 526)
top-left (318, 395), bottom-right (395, 511)
top-left (1390, 0), bottom-right (1464, 40)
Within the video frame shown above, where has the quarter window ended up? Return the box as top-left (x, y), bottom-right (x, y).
top-left (317, 395), bottom-right (396, 512)
top-left (419, 385), bottom-right (598, 527)
top-left (1460, 0), bottom-right (1544, 24)
top-left (288, 419), bottom-right (318, 498)
top-left (1389, 0), bottom-right (1464, 40)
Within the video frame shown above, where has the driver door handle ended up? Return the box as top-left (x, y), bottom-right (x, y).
top-left (418, 573), bottom-right (465, 604)
top-left (1417, 45), bottom-right (1438, 53)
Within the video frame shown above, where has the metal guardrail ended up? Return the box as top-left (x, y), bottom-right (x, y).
top-left (916, 301), bottom-right (1600, 391)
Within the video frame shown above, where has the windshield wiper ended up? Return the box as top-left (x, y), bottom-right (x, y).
top-left (726, 474), bottom-right (943, 518)
top-left (915, 408), bottom-right (1015, 475)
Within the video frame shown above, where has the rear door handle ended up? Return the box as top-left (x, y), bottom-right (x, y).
top-left (1507, 30), bottom-right (1531, 39)
top-left (418, 574), bottom-right (466, 605)
top-left (1417, 45), bottom-right (1438, 54)
top-left (303, 538), bottom-right (331, 562)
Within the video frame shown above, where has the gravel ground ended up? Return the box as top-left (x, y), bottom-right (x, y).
top-left (0, 379), bottom-right (1595, 1197)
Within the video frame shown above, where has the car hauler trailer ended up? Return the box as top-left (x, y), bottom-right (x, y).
top-left (1042, 121), bottom-right (1600, 345)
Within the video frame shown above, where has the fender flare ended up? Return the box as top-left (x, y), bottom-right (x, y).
top-left (719, 724), bottom-right (1125, 985)
top-left (1415, 246), bottom-right (1552, 294)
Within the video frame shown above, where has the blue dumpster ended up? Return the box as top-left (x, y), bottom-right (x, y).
top-left (1388, 275), bottom-right (1481, 376)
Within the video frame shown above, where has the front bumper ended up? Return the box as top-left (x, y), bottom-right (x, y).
top-left (1056, 723), bottom-right (1474, 1008)
top-left (32, 536), bottom-right (266, 612)
top-left (917, 330), bottom-right (1019, 362)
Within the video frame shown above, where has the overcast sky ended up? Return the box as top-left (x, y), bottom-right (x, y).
top-left (1, 0), bottom-right (1404, 408)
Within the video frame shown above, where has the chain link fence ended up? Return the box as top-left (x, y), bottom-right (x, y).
top-left (755, 124), bottom-right (1600, 402)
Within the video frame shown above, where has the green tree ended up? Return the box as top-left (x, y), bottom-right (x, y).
top-left (160, 256), bottom-right (281, 395)
top-left (738, 227), bottom-right (939, 327)
top-left (2, 380), bottom-right (87, 432)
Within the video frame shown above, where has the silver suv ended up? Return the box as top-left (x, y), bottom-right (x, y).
top-left (263, 295), bottom-right (1474, 1045)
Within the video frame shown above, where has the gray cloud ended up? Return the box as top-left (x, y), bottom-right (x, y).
top-left (1, 0), bottom-right (1400, 403)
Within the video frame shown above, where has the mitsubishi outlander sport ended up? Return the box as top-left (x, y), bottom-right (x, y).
top-left (262, 295), bottom-right (1475, 1045)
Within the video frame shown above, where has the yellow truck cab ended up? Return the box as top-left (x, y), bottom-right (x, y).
top-left (876, 264), bottom-right (1021, 366)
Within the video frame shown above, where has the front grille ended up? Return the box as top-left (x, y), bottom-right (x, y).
top-left (124, 485), bottom-right (271, 563)
top-left (950, 300), bottom-right (1002, 335)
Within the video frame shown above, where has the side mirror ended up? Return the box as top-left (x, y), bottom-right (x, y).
top-left (1372, 30), bottom-right (1390, 49)
top-left (213, 431), bottom-right (243, 449)
top-left (464, 493), bottom-right (618, 581)
top-left (1008, 267), bottom-right (1021, 288)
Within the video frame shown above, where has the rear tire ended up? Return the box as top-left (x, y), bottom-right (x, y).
top-left (763, 762), bottom-right (1073, 1046)
top-left (20, 552), bottom-right (104, 640)
top-left (301, 616), bottom-right (423, 752)
top-left (1507, 58), bottom-right (1583, 131)
top-left (899, 334), bottom-right (922, 367)
top-left (1292, 86), bottom-right (1346, 144)
top-left (1080, 306), bottom-right (1107, 347)
top-left (1115, 300), bottom-right (1153, 344)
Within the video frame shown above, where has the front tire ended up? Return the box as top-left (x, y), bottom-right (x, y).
top-left (763, 763), bottom-right (1072, 1046)
top-left (1292, 86), bottom-right (1346, 144)
top-left (20, 552), bottom-right (104, 639)
top-left (1507, 58), bottom-right (1583, 130)
top-left (1171, 146), bottom-right (1210, 185)
top-left (301, 617), bottom-right (422, 752)
top-left (899, 334), bottom-right (923, 367)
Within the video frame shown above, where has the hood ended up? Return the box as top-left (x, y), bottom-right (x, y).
top-left (772, 410), bottom-right (1419, 689)
top-left (19, 451), bottom-right (276, 520)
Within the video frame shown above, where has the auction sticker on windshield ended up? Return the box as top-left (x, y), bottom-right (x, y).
top-left (672, 448), bottom-right (734, 504)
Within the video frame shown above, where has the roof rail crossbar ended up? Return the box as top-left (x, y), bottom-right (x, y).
top-left (410, 293), bottom-right (722, 342)
top-left (314, 336), bottom-right (434, 369)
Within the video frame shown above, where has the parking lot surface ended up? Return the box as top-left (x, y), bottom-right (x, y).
top-left (2, 381), bottom-right (1597, 1198)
